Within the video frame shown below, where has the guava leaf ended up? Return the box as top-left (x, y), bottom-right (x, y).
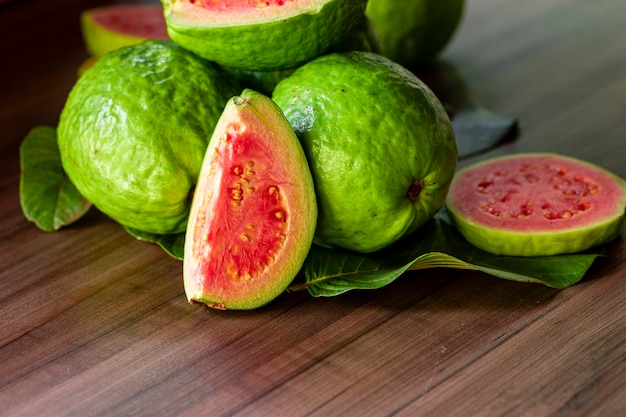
top-left (19, 125), bottom-right (91, 232)
top-left (290, 212), bottom-right (604, 297)
top-left (124, 227), bottom-right (185, 260)
top-left (451, 104), bottom-right (519, 158)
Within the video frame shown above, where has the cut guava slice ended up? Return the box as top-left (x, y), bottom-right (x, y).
top-left (184, 89), bottom-right (317, 310)
top-left (446, 153), bottom-right (626, 256)
top-left (162, 0), bottom-right (368, 71)
top-left (80, 4), bottom-right (169, 57)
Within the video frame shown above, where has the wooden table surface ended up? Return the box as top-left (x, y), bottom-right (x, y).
top-left (1, 0), bottom-right (625, 416)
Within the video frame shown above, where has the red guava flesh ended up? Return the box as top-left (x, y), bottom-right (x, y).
top-left (167, 0), bottom-right (332, 24)
top-left (184, 90), bottom-right (316, 310)
top-left (88, 5), bottom-right (169, 40)
top-left (446, 153), bottom-right (626, 256)
top-left (189, 0), bottom-right (294, 11)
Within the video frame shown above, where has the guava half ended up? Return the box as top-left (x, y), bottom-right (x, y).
top-left (184, 89), bottom-right (317, 310)
top-left (80, 4), bottom-right (169, 57)
top-left (161, 0), bottom-right (368, 71)
top-left (446, 153), bottom-right (626, 256)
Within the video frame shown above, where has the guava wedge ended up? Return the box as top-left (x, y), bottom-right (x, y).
top-left (80, 4), bottom-right (169, 57)
top-left (446, 153), bottom-right (626, 256)
top-left (184, 89), bottom-right (317, 310)
top-left (161, 0), bottom-right (368, 71)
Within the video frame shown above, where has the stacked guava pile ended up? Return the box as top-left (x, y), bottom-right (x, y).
top-left (21, 1), bottom-right (626, 310)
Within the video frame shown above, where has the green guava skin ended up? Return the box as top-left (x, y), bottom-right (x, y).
top-left (220, 13), bottom-right (383, 97)
top-left (446, 153), bottom-right (626, 257)
top-left (272, 51), bottom-right (458, 254)
top-left (161, 0), bottom-right (368, 72)
top-left (220, 66), bottom-right (296, 97)
top-left (58, 40), bottom-right (241, 235)
top-left (366, 0), bottom-right (465, 68)
top-left (329, 14), bottom-right (384, 55)
top-left (184, 90), bottom-right (317, 310)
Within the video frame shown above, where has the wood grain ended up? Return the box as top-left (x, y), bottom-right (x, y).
top-left (1, 0), bottom-right (625, 416)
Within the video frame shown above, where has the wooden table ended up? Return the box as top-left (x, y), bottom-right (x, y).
top-left (1, 0), bottom-right (625, 415)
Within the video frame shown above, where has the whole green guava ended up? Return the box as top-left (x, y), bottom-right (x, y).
top-left (366, 0), bottom-right (465, 68)
top-left (57, 40), bottom-right (241, 234)
top-left (272, 51), bottom-right (458, 253)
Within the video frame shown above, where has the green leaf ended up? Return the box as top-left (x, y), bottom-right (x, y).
top-left (291, 212), bottom-right (604, 297)
top-left (19, 125), bottom-right (91, 231)
top-left (451, 104), bottom-right (519, 158)
top-left (124, 227), bottom-right (185, 260)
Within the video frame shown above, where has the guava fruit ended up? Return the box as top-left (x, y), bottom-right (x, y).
top-left (58, 40), bottom-right (241, 235)
top-left (184, 89), bottom-right (317, 310)
top-left (445, 153), bottom-right (626, 256)
top-left (272, 51), bottom-right (458, 254)
top-left (161, 0), bottom-right (368, 71)
top-left (366, 0), bottom-right (464, 68)
top-left (220, 13), bottom-right (383, 96)
top-left (80, 4), bottom-right (169, 57)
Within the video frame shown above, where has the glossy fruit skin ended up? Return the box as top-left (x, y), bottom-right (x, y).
top-left (366, 0), bottom-right (464, 68)
top-left (80, 5), bottom-right (169, 57)
top-left (58, 40), bottom-right (241, 235)
top-left (272, 51), bottom-right (457, 254)
top-left (162, 0), bottom-right (368, 71)
top-left (220, 14), bottom-right (383, 97)
top-left (184, 90), bottom-right (317, 310)
top-left (446, 153), bottom-right (626, 256)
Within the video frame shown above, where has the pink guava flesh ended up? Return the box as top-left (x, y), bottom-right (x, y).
top-left (189, 126), bottom-right (288, 292)
top-left (189, 0), bottom-right (296, 10)
top-left (184, 91), bottom-right (317, 310)
top-left (448, 154), bottom-right (626, 233)
top-left (90, 5), bottom-right (169, 39)
top-left (188, 0), bottom-right (295, 11)
top-left (180, 0), bottom-right (313, 19)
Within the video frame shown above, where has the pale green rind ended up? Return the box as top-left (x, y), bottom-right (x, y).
top-left (446, 153), bottom-right (626, 256)
top-left (184, 89), bottom-right (317, 310)
top-left (162, 0), bottom-right (368, 71)
top-left (447, 206), bottom-right (625, 256)
top-left (272, 51), bottom-right (457, 254)
top-left (58, 41), bottom-right (241, 235)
